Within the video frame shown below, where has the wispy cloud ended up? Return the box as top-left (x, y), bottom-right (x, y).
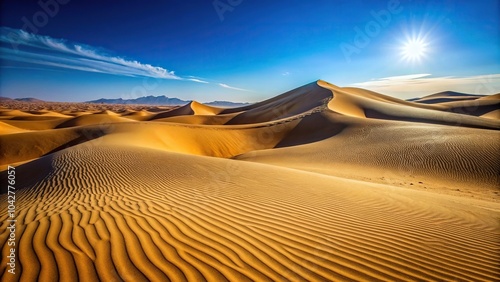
top-left (282, 71), bottom-right (290, 76)
top-left (0, 27), bottom-right (182, 80)
top-left (0, 27), bottom-right (252, 93)
top-left (188, 78), bottom-right (209, 83)
top-left (218, 83), bottom-right (250, 92)
top-left (351, 74), bottom-right (500, 98)
top-left (379, 74), bottom-right (431, 81)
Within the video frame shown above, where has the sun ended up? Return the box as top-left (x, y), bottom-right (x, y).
top-left (401, 37), bottom-right (428, 62)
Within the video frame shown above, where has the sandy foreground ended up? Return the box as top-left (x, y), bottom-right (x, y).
top-left (0, 80), bottom-right (499, 281)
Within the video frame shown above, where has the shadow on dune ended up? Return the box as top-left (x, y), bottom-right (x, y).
top-left (0, 154), bottom-right (55, 194)
top-left (411, 97), bottom-right (479, 104)
top-left (276, 112), bottom-right (349, 148)
top-left (363, 108), bottom-right (500, 130)
top-left (224, 82), bottom-right (332, 124)
top-left (442, 100), bottom-right (500, 117)
top-left (148, 103), bottom-right (194, 120)
top-left (0, 126), bottom-right (110, 166)
top-left (43, 129), bottom-right (107, 156)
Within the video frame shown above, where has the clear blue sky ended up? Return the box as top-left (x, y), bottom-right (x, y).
top-left (1, 0), bottom-right (499, 102)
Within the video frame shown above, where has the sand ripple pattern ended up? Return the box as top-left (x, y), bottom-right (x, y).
top-left (1, 145), bottom-right (499, 281)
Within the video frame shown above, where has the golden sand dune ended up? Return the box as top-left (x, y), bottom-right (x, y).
top-left (191, 101), bottom-right (225, 115)
top-left (236, 111), bottom-right (500, 198)
top-left (148, 101), bottom-right (226, 121)
top-left (0, 121), bottom-right (27, 135)
top-left (411, 91), bottom-right (486, 104)
top-left (154, 113), bottom-right (239, 125)
top-left (1, 143), bottom-right (499, 281)
top-left (0, 126), bottom-right (111, 165)
top-left (96, 109), bottom-right (121, 116)
top-left (0, 110), bottom-right (72, 121)
top-left (61, 111), bottom-right (95, 117)
top-left (55, 114), bottom-right (136, 128)
top-left (0, 118), bottom-right (71, 130)
top-left (0, 110), bottom-right (36, 117)
top-left (31, 110), bottom-right (72, 118)
top-left (320, 81), bottom-right (499, 129)
top-left (223, 82), bottom-right (332, 124)
top-left (482, 109), bottom-right (500, 119)
top-left (1, 80), bottom-right (499, 281)
top-left (121, 109), bottom-right (155, 121)
top-left (150, 104), bottom-right (195, 120)
top-left (438, 99), bottom-right (500, 117)
top-left (479, 93), bottom-right (500, 100)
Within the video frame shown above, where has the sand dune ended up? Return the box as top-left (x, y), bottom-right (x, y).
top-left (479, 93), bottom-right (500, 100)
top-left (150, 104), bottom-right (195, 120)
top-left (190, 101), bottom-right (225, 115)
top-left (154, 113), bottom-right (239, 125)
top-left (482, 109), bottom-right (500, 119)
top-left (121, 109), bottom-right (155, 121)
top-left (224, 82), bottom-right (332, 124)
top-left (438, 99), bottom-right (500, 117)
top-left (1, 80), bottom-right (499, 281)
top-left (237, 111), bottom-right (500, 199)
top-left (0, 121), bottom-right (27, 135)
top-left (0, 110), bottom-right (36, 117)
top-left (96, 109), bottom-right (121, 116)
top-left (55, 114), bottom-right (135, 128)
top-left (1, 143), bottom-right (499, 281)
top-left (0, 126), bottom-right (110, 165)
top-left (319, 81), bottom-right (499, 129)
top-left (0, 118), bottom-right (72, 130)
top-left (411, 91), bottom-right (486, 104)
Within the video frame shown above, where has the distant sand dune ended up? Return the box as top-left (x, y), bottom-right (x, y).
top-left (121, 109), bottom-right (155, 121)
top-left (1, 80), bottom-right (499, 281)
top-left (0, 121), bottom-right (27, 135)
top-left (0, 110), bottom-right (36, 117)
top-left (320, 81), bottom-right (499, 129)
top-left (190, 101), bottom-right (225, 115)
top-left (0, 118), bottom-right (71, 130)
top-left (410, 91), bottom-right (486, 104)
top-left (438, 99), bottom-right (500, 117)
top-left (223, 82), bottom-right (332, 124)
top-left (479, 93), bottom-right (500, 100)
top-left (56, 114), bottom-right (135, 128)
top-left (482, 109), bottom-right (500, 119)
top-left (154, 113), bottom-right (239, 125)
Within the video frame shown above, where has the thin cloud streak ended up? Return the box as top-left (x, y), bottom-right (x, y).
top-left (188, 78), bottom-right (209, 83)
top-left (218, 83), bottom-right (251, 92)
top-left (0, 27), bottom-right (252, 92)
top-left (0, 27), bottom-right (180, 80)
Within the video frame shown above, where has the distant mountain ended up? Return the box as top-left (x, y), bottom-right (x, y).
top-left (87, 95), bottom-right (187, 105)
top-left (14, 97), bottom-right (46, 103)
top-left (87, 95), bottom-right (250, 107)
top-left (0, 97), bottom-right (46, 103)
top-left (0, 97), bottom-right (13, 102)
top-left (206, 101), bottom-right (251, 107)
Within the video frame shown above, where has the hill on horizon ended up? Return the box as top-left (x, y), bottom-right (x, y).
top-left (86, 95), bottom-right (251, 107)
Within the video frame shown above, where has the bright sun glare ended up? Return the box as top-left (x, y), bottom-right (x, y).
top-left (401, 37), bottom-right (428, 62)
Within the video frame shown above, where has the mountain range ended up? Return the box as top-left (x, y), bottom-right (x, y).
top-left (86, 95), bottom-right (250, 107)
top-left (0, 95), bottom-right (251, 107)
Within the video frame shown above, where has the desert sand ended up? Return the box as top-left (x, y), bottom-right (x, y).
top-left (1, 80), bottom-right (499, 281)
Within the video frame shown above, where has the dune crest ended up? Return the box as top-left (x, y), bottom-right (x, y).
top-left (1, 80), bottom-right (499, 281)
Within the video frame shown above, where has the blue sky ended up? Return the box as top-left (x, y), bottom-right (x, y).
top-left (0, 0), bottom-right (499, 102)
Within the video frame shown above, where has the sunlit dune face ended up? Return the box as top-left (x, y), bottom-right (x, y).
top-left (401, 37), bottom-right (428, 62)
